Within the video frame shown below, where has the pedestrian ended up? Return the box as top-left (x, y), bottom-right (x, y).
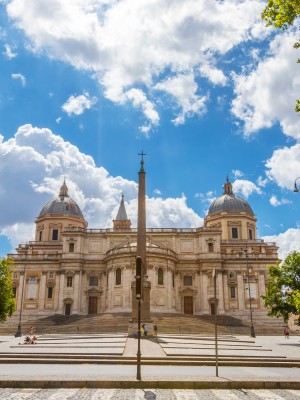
top-left (153, 324), bottom-right (158, 337)
top-left (143, 324), bottom-right (148, 339)
top-left (29, 326), bottom-right (34, 337)
top-left (140, 325), bottom-right (144, 337)
top-left (284, 326), bottom-right (289, 339)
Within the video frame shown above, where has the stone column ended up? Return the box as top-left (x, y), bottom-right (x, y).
top-left (72, 272), bottom-right (80, 314)
top-left (58, 272), bottom-right (65, 314)
top-left (217, 271), bottom-right (225, 314)
top-left (237, 272), bottom-right (245, 311)
top-left (38, 272), bottom-right (47, 311)
top-left (16, 272), bottom-right (25, 311)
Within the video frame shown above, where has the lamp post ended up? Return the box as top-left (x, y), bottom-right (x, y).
top-left (242, 246), bottom-right (256, 338)
top-left (15, 262), bottom-right (26, 338)
top-left (294, 177), bottom-right (300, 192)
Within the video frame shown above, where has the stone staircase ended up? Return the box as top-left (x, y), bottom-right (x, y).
top-left (0, 311), bottom-right (286, 336)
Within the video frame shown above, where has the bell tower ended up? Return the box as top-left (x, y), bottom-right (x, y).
top-left (113, 194), bottom-right (131, 230)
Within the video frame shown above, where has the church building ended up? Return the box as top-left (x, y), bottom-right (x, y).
top-left (9, 177), bottom-right (278, 322)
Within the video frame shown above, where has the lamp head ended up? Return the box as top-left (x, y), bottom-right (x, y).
top-left (294, 183), bottom-right (299, 193)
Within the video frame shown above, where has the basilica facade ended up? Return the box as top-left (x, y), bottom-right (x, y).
top-left (9, 178), bottom-right (278, 321)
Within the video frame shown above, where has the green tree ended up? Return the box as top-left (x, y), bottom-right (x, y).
top-left (263, 250), bottom-right (300, 323)
top-left (262, 0), bottom-right (300, 112)
top-left (0, 258), bottom-right (16, 323)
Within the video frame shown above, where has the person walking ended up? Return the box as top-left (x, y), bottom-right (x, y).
top-left (143, 324), bottom-right (148, 339)
top-left (284, 326), bottom-right (289, 339)
top-left (153, 324), bottom-right (158, 337)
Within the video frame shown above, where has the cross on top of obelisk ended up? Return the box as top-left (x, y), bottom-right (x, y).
top-left (138, 150), bottom-right (146, 172)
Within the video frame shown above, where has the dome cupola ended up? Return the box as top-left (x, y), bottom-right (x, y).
top-left (205, 177), bottom-right (257, 241)
top-left (35, 180), bottom-right (87, 242)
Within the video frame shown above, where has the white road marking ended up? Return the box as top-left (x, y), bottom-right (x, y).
top-left (249, 390), bottom-right (286, 399)
top-left (172, 389), bottom-right (200, 399)
top-left (90, 388), bottom-right (117, 400)
top-left (10, 389), bottom-right (42, 399)
top-left (211, 389), bottom-right (241, 399)
top-left (48, 388), bottom-right (80, 399)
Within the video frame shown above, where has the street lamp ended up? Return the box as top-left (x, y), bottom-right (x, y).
top-left (15, 246), bottom-right (28, 338)
top-left (242, 246), bottom-right (256, 338)
top-left (294, 177), bottom-right (300, 192)
top-left (15, 263), bottom-right (26, 337)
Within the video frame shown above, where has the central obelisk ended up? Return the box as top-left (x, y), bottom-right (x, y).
top-left (132, 151), bottom-right (151, 321)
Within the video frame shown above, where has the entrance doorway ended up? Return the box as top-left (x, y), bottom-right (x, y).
top-left (65, 303), bottom-right (71, 316)
top-left (210, 302), bottom-right (216, 315)
top-left (88, 296), bottom-right (98, 314)
top-left (184, 296), bottom-right (193, 314)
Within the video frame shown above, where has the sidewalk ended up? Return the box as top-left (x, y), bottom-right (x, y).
top-left (0, 334), bottom-right (299, 389)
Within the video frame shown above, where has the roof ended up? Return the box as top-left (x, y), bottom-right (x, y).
top-left (115, 195), bottom-right (128, 220)
top-left (207, 178), bottom-right (254, 216)
top-left (38, 180), bottom-right (84, 219)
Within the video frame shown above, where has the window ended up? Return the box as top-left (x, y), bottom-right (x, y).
top-left (39, 231), bottom-right (42, 241)
top-left (172, 271), bottom-right (175, 288)
top-left (89, 276), bottom-right (98, 286)
top-left (67, 276), bottom-right (73, 287)
top-left (183, 276), bottom-right (192, 286)
top-left (115, 268), bottom-right (121, 285)
top-left (13, 272), bottom-right (18, 279)
top-left (230, 287), bottom-right (236, 299)
top-left (47, 287), bottom-right (53, 299)
top-left (231, 227), bottom-right (238, 239)
top-left (29, 276), bottom-right (37, 283)
top-left (49, 272), bottom-right (54, 279)
top-left (248, 229), bottom-right (253, 240)
top-left (52, 229), bottom-right (58, 240)
top-left (69, 243), bottom-right (75, 252)
top-left (229, 272), bottom-right (236, 279)
top-left (208, 242), bottom-right (214, 253)
top-left (158, 268), bottom-right (164, 285)
top-left (12, 287), bottom-right (17, 298)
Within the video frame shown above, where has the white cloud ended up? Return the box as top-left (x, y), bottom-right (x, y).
top-left (11, 73), bottom-right (26, 86)
top-left (124, 88), bottom-right (159, 127)
top-left (6, 0), bottom-right (268, 129)
top-left (232, 170), bottom-right (243, 179)
top-left (231, 32), bottom-right (300, 139)
top-left (269, 195), bottom-right (292, 207)
top-left (155, 73), bottom-right (207, 125)
top-left (3, 43), bottom-right (17, 59)
top-left (265, 144), bottom-right (300, 190)
top-left (232, 179), bottom-right (262, 199)
top-left (263, 228), bottom-right (300, 260)
top-left (0, 124), bottom-right (203, 251)
top-left (62, 92), bottom-right (98, 116)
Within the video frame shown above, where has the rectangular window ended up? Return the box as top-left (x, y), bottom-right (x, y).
top-left (230, 287), bottom-right (236, 299)
top-left (69, 243), bottom-right (75, 252)
top-left (13, 272), bottom-right (18, 279)
top-left (52, 229), bottom-right (58, 240)
top-left (29, 276), bottom-right (37, 283)
top-left (208, 242), bottom-right (214, 253)
top-left (248, 229), bottom-right (253, 240)
top-left (49, 272), bottom-right (54, 279)
top-left (67, 276), bottom-right (73, 287)
top-left (13, 287), bottom-right (17, 298)
top-left (39, 231), bottom-right (42, 241)
top-left (232, 227), bottom-right (238, 239)
top-left (172, 271), bottom-right (175, 288)
top-left (47, 287), bottom-right (53, 299)
top-left (89, 276), bottom-right (98, 286)
top-left (183, 276), bottom-right (192, 286)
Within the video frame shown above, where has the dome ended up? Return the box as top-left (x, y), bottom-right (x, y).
top-left (38, 180), bottom-right (84, 219)
top-left (208, 178), bottom-right (254, 216)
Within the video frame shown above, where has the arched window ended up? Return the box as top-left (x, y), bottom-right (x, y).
top-left (115, 268), bottom-right (121, 285)
top-left (158, 268), bottom-right (164, 285)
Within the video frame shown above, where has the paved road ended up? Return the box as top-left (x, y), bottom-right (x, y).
top-left (0, 388), bottom-right (300, 399)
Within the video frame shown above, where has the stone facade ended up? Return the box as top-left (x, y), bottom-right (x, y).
top-left (9, 179), bottom-right (278, 320)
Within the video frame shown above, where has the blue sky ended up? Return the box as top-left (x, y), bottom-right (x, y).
top-left (0, 0), bottom-right (300, 259)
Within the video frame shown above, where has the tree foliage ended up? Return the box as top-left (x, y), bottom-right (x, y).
top-left (262, 250), bottom-right (300, 323)
top-left (262, 0), bottom-right (300, 113)
top-left (0, 258), bottom-right (16, 323)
